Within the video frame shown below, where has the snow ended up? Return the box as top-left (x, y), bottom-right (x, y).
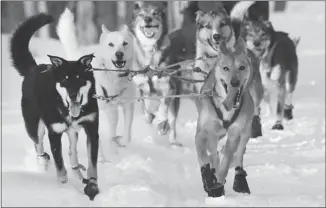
top-left (1, 2), bottom-right (325, 206)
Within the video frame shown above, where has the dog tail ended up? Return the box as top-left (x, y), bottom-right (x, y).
top-left (230, 1), bottom-right (255, 40)
top-left (10, 13), bottom-right (53, 76)
top-left (57, 8), bottom-right (81, 60)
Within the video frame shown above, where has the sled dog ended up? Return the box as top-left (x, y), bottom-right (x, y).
top-left (10, 13), bottom-right (99, 200)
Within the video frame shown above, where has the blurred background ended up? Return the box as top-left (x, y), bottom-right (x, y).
top-left (1, 1), bottom-right (289, 45)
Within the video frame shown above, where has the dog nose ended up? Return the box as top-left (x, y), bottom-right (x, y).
top-left (144, 16), bottom-right (153, 23)
top-left (253, 40), bottom-right (261, 47)
top-left (212, 33), bottom-right (221, 42)
top-left (69, 92), bottom-right (78, 101)
top-left (230, 79), bottom-right (240, 88)
top-left (115, 51), bottom-right (124, 60)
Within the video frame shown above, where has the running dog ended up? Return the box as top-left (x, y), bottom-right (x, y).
top-left (195, 37), bottom-right (263, 198)
top-left (57, 8), bottom-right (136, 155)
top-left (193, 1), bottom-right (264, 138)
top-left (130, 1), bottom-right (176, 143)
top-left (10, 13), bottom-right (99, 200)
top-left (241, 19), bottom-right (298, 130)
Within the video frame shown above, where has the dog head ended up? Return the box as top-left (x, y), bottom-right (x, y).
top-left (48, 54), bottom-right (95, 118)
top-left (242, 19), bottom-right (273, 57)
top-left (99, 24), bottom-right (133, 73)
top-left (213, 37), bottom-right (251, 111)
top-left (196, 9), bottom-right (234, 52)
top-left (132, 2), bottom-right (167, 45)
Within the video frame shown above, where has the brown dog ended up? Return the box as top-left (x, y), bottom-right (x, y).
top-left (195, 37), bottom-right (263, 197)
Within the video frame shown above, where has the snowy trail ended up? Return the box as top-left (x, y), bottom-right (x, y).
top-left (2, 2), bottom-right (325, 207)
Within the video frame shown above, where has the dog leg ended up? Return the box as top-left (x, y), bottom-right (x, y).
top-left (216, 130), bottom-right (241, 195)
top-left (48, 132), bottom-right (67, 183)
top-left (284, 92), bottom-right (294, 120)
top-left (168, 97), bottom-right (182, 146)
top-left (196, 129), bottom-right (225, 197)
top-left (83, 122), bottom-right (100, 201)
top-left (233, 123), bottom-right (251, 194)
top-left (21, 103), bottom-right (50, 167)
top-left (104, 106), bottom-right (121, 146)
top-left (272, 85), bottom-right (286, 130)
top-left (156, 98), bottom-right (171, 136)
top-left (251, 107), bottom-right (262, 138)
top-left (116, 102), bottom-right (134, 147)
top-left (67, 130), bottom-right (86, 182)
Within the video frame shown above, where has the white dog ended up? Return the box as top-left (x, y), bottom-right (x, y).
top-left (57, 8), bottom-right (137, 161)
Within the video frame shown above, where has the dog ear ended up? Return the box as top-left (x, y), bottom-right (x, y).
top-left (120, 24), bottom-right (130, 34)
top-left (78, 54), bottom-right (95, 68)
top-left (219, 41), bottom-right (228, 55)
top-left (235, 37), bottom-right (247, 55)
top-left (101, 24), bottom-right (110, 33)
top-left (134, 1), bottom-right (142, 11)
top-left (47, 55), bottom-right (66, 68)
top-left (292, 36), bottom-right (300, 47)
top-left (263, 20), bottom-right (273, 30)
top-left (195, 10), bottom-right (204, 23)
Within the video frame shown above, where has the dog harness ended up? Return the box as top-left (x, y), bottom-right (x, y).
top-left (210, 95), bottom-right (244, 129)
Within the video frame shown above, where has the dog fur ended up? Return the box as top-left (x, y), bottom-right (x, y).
top-left (130, 2), bottom-right (180, 144)
top-left (241, 19), bottom-right (299, 130)
top-left (10, 13), bottom-right (100, 200)
top-left (57, 8), bottom-right (137, 162)
top-left (192, 1), bottom-right (264, 138)
top-left (195, 37), bottom-right (263, 197)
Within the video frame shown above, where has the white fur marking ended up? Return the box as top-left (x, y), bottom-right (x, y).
top-left (56, 83), bottom-right (69, 107)
top-left (51, 122), bottom-right (68, 133)
top-left (79, 80), bottom-right (91, 106)
top-left (270, 65), bottom-right (282, 81)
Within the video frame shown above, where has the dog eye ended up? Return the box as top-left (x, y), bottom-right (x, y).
top-left (108, 43), bottom-right (114, 47)
top-left (261, 33), bottom-right (266, 37)
top-left (205, 25), bottom-right (212, 29)
top-left (123, 41), bottom-right (128, 46)
top-left (239, 66), bottom-right (246, 71)
top-left (220, 22), bottom-right (226, 27)
top-left (223, 67), bottom-right (229, 71)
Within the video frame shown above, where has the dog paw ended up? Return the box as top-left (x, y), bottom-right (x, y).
top-left (169, 141), bottom-right (183, 147)
top-left (57, 168), bottom-right (68, 184)
top-left (143, 113), bottom-right (155, 124)
top-left (284, 106), bottom-right (293, 120)
top-left (207, 185), bottom-right (225, 198)
top-left (251, 115), bottom-right (263, 138)
top-left (84, 178), bottom-right (99, 201)
top-left (157, 120), bottom-right (170, 135)
top-left (272, 122), bottom-right (284, 130)
top-left (98, 154), bottom-right (111, 164)
top-left (112, 136), bottom-right (130, 147)
top-left (233, 167), bottom-right (251, 194)
top-left (36, 152), bottom-right (50, 168)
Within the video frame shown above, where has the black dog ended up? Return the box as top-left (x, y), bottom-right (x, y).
top-left (10, 13), bottom-right (99, 200)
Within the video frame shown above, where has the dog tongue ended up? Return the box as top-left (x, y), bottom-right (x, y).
top-left (222, 88), bottom-right (238, 111)
top-left (69, 102), bottom-right (81, 118)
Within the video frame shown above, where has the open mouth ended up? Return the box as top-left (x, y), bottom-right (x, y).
top-left (141, 25), bottom-right (159, 38)
top-left (221, 79), bottom-right (244, 110)
top-left (68, 98), bottom-right (83, 118)
top-left (233, 85), bottom-right (243, 108)
top-left (207, 38), bottom-right (220, 51)
top-left (112, 60), bottom-right (126, 68)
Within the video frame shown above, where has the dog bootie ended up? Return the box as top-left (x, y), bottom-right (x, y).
top-left (84, 178), bottom-right (99, 201)
top-left (233, 166), bottom-right (251, 194)
top-left (251, 115), bottom-right (263, 138)
top-left (272, 121), bottom-right (284, 130)
top-left (201, 164), bottom-right (225, 197)
top-left (284, 105), bottom-right (294, 120)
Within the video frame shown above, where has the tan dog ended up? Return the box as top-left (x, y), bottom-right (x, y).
top-left (193, 1), bottom-right (264, 138)
top-left (195, 37), bottom-right (263, 198)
